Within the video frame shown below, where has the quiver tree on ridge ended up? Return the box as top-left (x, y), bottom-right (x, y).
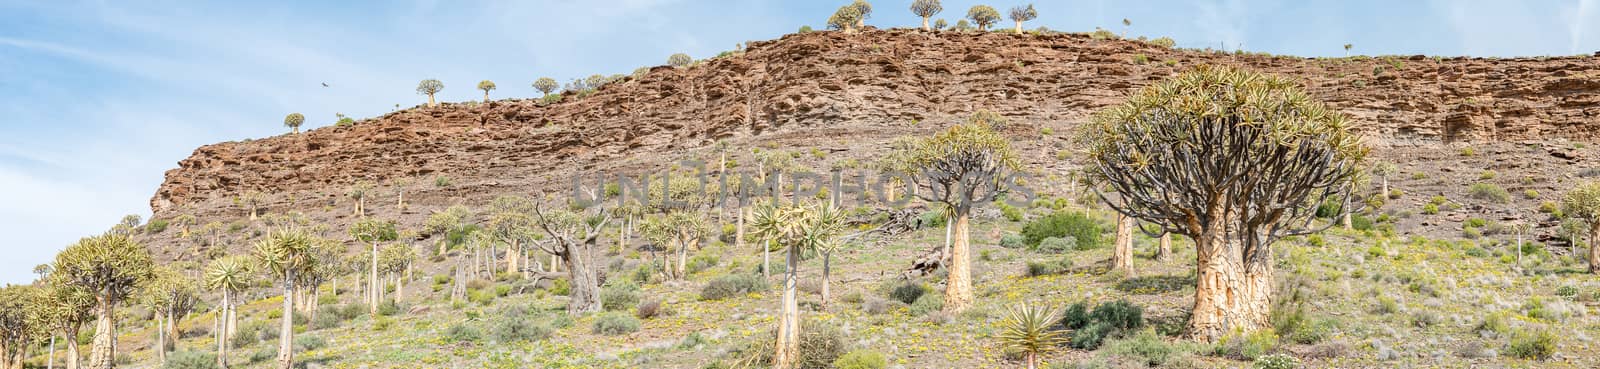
top-left (1083, 65), bottom-right (1366, 341)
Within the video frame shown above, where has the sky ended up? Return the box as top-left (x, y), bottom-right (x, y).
top-left (1, 0), bottom-right (1598, 285)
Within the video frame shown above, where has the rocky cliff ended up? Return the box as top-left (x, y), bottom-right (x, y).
top-left (151, 29), bottom-right (1600, 217)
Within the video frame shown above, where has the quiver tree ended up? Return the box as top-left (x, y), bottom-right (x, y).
top-left (204, 256), bottom-right (251, 369)
top-left (141, 267), bottom-right (197, 365)
top-left (1111, 214), bottom-right (1134, 275)
top-left (529, 201), bottom-right (614, 314)
top-left (850, 0), bottom-right (872, 28)
top-left (0, 285), bottom-right (35, 369)
top-left (54, 233), bottom-right (155, 369)
top-left (965, 5), bottom-right (1001, 31)
top-left (1083, 65), bottom-right (1366, 341)
top-left (906, 114), bottom-right (1020, 313)
top-left (910, 0), bottom-right (942, 31)
top-left (1371, 160), bottom-right (1397, 196)
top-left (827, 5), bottom-right (863, 32)
top-left (934, 18), bottom-right (948, 30)
top-left (252, 229), bottom-right (321, 369)
top-left (423, 205), bottom-right (475, 257)
top-left (667, 53), bottom-right (693, 68)
top-left (533, 77), bottom-right (559, 97)
top-left (416, 79), bottom-right (444, 107)
top-left (488, 195), bottom-right (538, 277)
top-left (349, 218), bottom-right (397, 314)
top-left (237, 191), bottom-right (266, 220)
top-left (30, 281), bottom-right (94, 369)
top-left (1007, 4), bottom-right (1037, 34)
top-left (477, 80), bottom-right (496, 102)
top-left (379, 244), bottom-right (415, 302)
top-left (283, 113), bottom-right (305, 134)
top-left (640, 212), bottom-right (707, 280)
top-left (749, 200), bottom-right (848, 369)
top-left (347, 182), bottom-right (373, 217)
top-left (1561, 182), bottom-right (1600, 273)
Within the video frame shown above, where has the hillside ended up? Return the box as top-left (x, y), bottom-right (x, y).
top-left (151, 29), bottom-right (1600, 219)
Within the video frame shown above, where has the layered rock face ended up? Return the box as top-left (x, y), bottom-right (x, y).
top-left (151, 29), bottom-right (1600, 216)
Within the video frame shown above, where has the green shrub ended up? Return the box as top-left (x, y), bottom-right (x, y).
top-left (1000, 203), bottom-right (1024, 222)
top-left (1025, 257), bottom-right (1073, 277)
top-left (162, 350), bottom-right (218, 369)
top-left (293, 335), bottom-right (326, 351)
top-left (443, 323), bottom-right (483, 343)
top-left (493, 314), bottom-right (553, 342)
top-left (1060, 302), bottom-right (1090, 329)
top-left (832, 349), bottom-right (888, 369)
top-left (909, 293), bottom-right (943, 316)
top-left (1421, 203), bottom-right (1439, 215)
top-left (701, 273), bottom-right (767, 300)
top-left (593, 312), bottom-right (641, 335)
top-left (376, 300), bottom-right (401, 316)
top-left (999, 234), bottom-right (1026, 249)
top-left (1218, 329), bottom-right (1279, 360)
top-left (1105, 330), bottom-right (1176, 366)
top-left (686, 254), bottom-right (720, 274)
top-left (247, 347), bottom-right (275, 363)
top-left (1070, 322), bottom-right (1115, 349)
top-left (601, 280), bottom-right (642, 311)
top-left (1021, 211), bottom-right (1102, 249)
top-left (1037, 236), bottom-right (1078, 253)
top-left (1479, 170), bottom-right (1497, 180)
top-left (1114, 275), bottom-right (1192, 294)
top-left (888, 281), bottom-right (927, 305)
top-left (918, 211), bottom-right (947, 229)
top-left (146, 219), bottom-right (170, 234)
top-left (1252, 353), bottom-right (1300, 369)
top-left (1556, 285), bottom-right (1579, 299)
top-left (1507, 328), bottom-right (1557, 360)
top-left (1468, 183), bottom-right (1510, 203)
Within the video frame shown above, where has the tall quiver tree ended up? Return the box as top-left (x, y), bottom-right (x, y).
top-left (906, 114), bottom-right (1020, 313)
top-left (1008, 4), bottom-right (1037, 34)
top-left (347, 182), bottom-right (373, 217)
top-left (487, 195), bottom-right (537, 277)
top-left (530, 200), bottom-right (613, 314)
top-left (827, 5), bottom-right (863, 32)
top-left (1083, 65), bottom-right (1366, 341)
top-left (477, 80), bottom-right (496, 102)
top-left (142, 266), bottom-right (197, 365)
top-left (349, 218), bottom-right (397, 314)
top-left (533, 77), bottom-right (559, 97)
top-left (253, 229), bottom-right (321, 369)
top-left (749, 200), bottom-right (848, 369)
top-left (237, 191), bottom-right (266, 220)
top-left (54, 234), bottom-right (155, 369)
top-left (283, 113), bottom-right (305, 134)
top-left (31, 280), bottom-right (94, 369)
top-left (204, 256), bottom-right (251, 369)
top-left (965, 5), bottom-right (1001, 31)
top-left (1371, 161), bottom-right (1396, 196)
top-left (1561, 182), bottom-right (1600, 273)
top-left (416, 79), bottom-right (444, 108)
top-left (850, 0), bottom-right (872, 28)
top-left (910, 0), bottom-right (942, 31)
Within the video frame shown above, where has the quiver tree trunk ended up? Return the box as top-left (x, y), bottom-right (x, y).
top-left (1112, 214), bottom-right (1134, 275)
top-left (1589, 225), bottom-right (1600, 274)
top-left (369, 243), bottom-right (379, 315)
top-left (565, 248), bottom-right (603, 314)
top-left (1341, 213), bottom-right (1352, 230)
top-left (88, 295), bottom-right (115, 369)
top-left (1188, 229), bottom-right (1273, 341)
top-left (773, 243), bottom-right (801, 369)
top-left (217, 290), bottom-right (230, 369)
top-left (65, 327), bottom-right (80, 369)
top-left (1155, 233), bottom-right (1172, 261)
top-left (921, 17), bottom-right (930, 31)
top-left (277, 273), bottom-right (296, 369)
top-left (943, 214), bottom-right (974, 312)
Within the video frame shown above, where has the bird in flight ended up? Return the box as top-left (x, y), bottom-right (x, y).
top-left (321, 82), bottom-right (330, 87)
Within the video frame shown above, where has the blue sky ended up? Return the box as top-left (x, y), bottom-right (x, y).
top-left (1, 0), bottom-right (1597, 284)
